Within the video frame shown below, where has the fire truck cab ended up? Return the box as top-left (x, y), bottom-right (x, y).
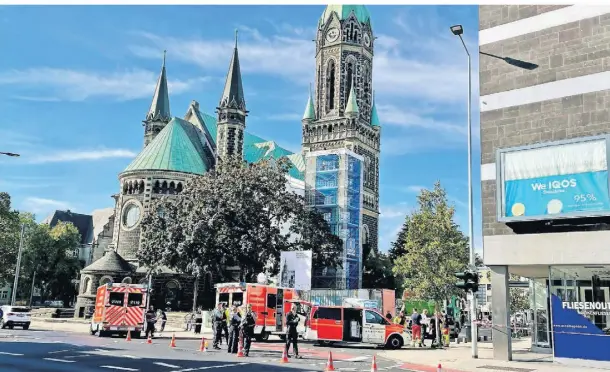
top-left (89, 283), bottom-right (148, 338)
top-left (215, 283), bottom-right (310, 341)
top-left (303, 305), bottom-right (406, 349)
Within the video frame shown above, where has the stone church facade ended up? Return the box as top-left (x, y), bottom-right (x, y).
top-left (74, 5), bottom-right (381, 316)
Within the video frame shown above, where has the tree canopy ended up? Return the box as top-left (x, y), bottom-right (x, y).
top-left (0, 192), bottom-right (21, 285)
top-left (392, 181), bottom-right (469, 306)
top-left (139, 155), bottom-right (343, 286)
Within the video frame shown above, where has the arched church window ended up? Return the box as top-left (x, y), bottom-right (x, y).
top-left (123, 183), bottom-right (128, 195)
top-left (326, 60), bottom-right (336, 112)
top-left (169, 181), bottom-right (176, 194)
top-left (346, 62), bottom-right (354, 96)
top-left (161, 181), bottom-right (168, 194)
top-left (177, 182), bottom-right (183, 193)
top-left (153, 181), bottom-right (160, 194)
top-left (138, 181), bottom-right (145, 194)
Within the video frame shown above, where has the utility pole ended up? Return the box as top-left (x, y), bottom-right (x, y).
top-left (11, 224), bottom-right (26, 306)
top-left (29, 270), bottom-right (37, 307)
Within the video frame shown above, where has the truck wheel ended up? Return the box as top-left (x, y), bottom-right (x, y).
top-left (97, 330), bottom-right (106, 338)
top-left (386, 335), bottom-right (403, 349)
top-left (260, 332), bottom-right (270, 341)
top-left (0, 320), bottom-right (5, 329)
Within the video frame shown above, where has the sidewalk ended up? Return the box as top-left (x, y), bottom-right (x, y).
top-left (30, 319), bottom-right (213, 340)
top-left (379, 338), bottom-right (606, 372)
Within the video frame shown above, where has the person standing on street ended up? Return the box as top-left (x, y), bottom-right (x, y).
top-left (194, 307), bottom-right (203, 335)
top-left (420, 309), bottom-right (429, 347)
top-left (145, 306), bottom-right (156, 339)
top-left (221, 304), bottom-right (229, 345)
top-left (158, 310), bottom-right (167, 336)
top-left (411, 308), bottom-right (422, 347)
top-left (228, 305), bottom-right (241, 354)
top-left (212, 303), bottom-right (225, 350)
top-left (241, 304), bottom-right (256, 357)
top-left (285, 306), bottom-right (301, 358)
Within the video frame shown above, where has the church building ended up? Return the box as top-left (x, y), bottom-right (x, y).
top-left (74, 4), bottom-right (381, 315)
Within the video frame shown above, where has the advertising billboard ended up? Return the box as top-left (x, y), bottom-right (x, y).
top-left (279, 251), bottom-right (312, 290)
top-left (497, 136), bottom-right (610, 222)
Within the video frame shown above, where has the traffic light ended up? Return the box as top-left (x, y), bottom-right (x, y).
top-left (454, 270), bottom-right (479, 292)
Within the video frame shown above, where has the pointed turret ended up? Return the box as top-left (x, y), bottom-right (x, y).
top-left (370, 91), bottom-right (380, 127)
top-left (216, 30), bottom-right (248, 160)
top-left (345, 81), bottom-right (359, 118)
top-left (302, 84), bottom-right (315, 122)
top-left (218, 31), bottom-right (246, 111)
top-left (143, 51), bottom-right (172, 147)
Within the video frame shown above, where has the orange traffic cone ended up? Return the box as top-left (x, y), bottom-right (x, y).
top-left (437, 363), bottom-right (442, 372)
top-left (169, 333), bottom-right (176, 348)
top-left (280, 347), bottom-right (289, 363)
top-left (125, 330), bottom-right (132, 342)
top-left (146, 334), bottom-right (152, 344)
top-left (236, 336), bottom-right (245, 357)
top-left (199, 337), bottom-right (207, 352)
top-left (370, 354), bottom-right (378, 372)
top-left (324, 351), bottom-right (335, 371)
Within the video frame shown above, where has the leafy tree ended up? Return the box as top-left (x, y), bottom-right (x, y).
top-left (509, 274), bottom-right (529, 314)
top-left (475, 253), bottom-right (484, 267)
top-left (388, 216), bottom-right (409, 262)
top-left (392, 181), bottom-right (469, 308)
top-left (0, 192), bottom-right (21, 285)
top-left (362, 251), bottom-right (394, 289)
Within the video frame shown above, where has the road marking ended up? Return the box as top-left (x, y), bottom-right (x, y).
top-left (121, 355), bottom-right (141, 359)
top-left (44, 358), bottom-right (75, 363)
top-left (154, 362), bottom-right (181, 368)
top-left (100, 367), bottom-right (139, 371)
top-left (173, 362), bottom-right (249, 372)
top-left (0, 352), bottom-right (23, 356)
top-left (48, 349), bottom-right (71, 354)
top-left (346, 356), bottom-right (369, 362)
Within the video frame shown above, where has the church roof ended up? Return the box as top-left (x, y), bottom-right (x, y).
top-left (345, 84), bottom-right (359, 115)
top-left (194, 108), bottom-right (305, 181)
top-left (81, 250), bottom-right (133, 273)
top-left (218, 32), bottom-right (246, 111)
top-left (320, 5), bottom-right (371, 26)
top-left (302, 89), bottom-right (315, 121)
top-left (123, 117), bottom-right (209, 175)
top-left (370, 98), bottom-right (380, 127)
top-left (145, 52), bottom-right (171, 122)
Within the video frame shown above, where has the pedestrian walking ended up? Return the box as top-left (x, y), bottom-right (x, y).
top-left (420, 309), bottom-right (429, 347)
top-left (194, 307), bottom-right (203, 335)
top-left (241, 304), bottom-right (256, 357)
top-left (410, 308), bottom-right (422, 347)
top-left (227, 305), bottom-right (241, 354)
top-left (285, 305), bottom-right (301, 358)
top-left (441, 311), bottom-right (451, 347)
top-left (212, 303), bottom-right (225, 350)
top-left (144, 306), bottom-right (156, 339)
top-left (158, 310), bottom-right (167, 335)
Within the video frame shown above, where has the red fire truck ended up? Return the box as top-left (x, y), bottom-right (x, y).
top-left (215, 283), bottom-right (311, 341)
top-left (89, 283), bottom-right (148, 338)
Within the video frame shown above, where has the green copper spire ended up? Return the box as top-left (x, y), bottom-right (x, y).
top-left (145, 50), bottom-right (171, 122)
top-left (320, 5), bottom-right (371, 26)
top-left (345, 82), bottom-right (359, 116)
top-left (302, 84), bottom-right (315, 121)
top-left (370, 91), bottom-right (380, 127)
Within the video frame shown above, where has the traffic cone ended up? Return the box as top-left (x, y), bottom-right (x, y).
top-left (146, 334), bottom-right (152, 344)
top-left (199, 337), bottom-right (207, 352)
top-left (169, 333), bottom-right (176, 348)
top-left (437, 363), bottom-right (442, 372)
top-left (370, 354), bottom-right (378, 372)
top-left (324, 351), bottom-right (335, 371)
top-left (280, 348), bottom-right (289, 363)
top-left (125, 330), bottom-right (132, 342)
top-left (236, 336), bottom-right (245, 357)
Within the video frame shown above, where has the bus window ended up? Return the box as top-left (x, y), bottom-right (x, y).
top-left (317, 307), bottom-right (341, 321)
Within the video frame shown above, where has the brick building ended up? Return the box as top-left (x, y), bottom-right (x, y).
top-left (479, 5), bottom-right (610, 367)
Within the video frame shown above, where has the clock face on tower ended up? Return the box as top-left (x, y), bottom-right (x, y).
top-left (326, 28), bottom-right (339, 43)
top-left (363, 33), bottom-right (371, 47)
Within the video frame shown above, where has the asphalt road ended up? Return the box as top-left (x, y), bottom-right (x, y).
top-left (0, 329), bottom-right (408, 372)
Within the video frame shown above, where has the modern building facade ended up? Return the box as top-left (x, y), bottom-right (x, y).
top-left (479, 5), bottom-right (610, 367)
top-left (305, 148), bottom-right (364, 289)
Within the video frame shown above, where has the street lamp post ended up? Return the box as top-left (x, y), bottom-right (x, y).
top-left (11, 224), bottom-right (26, 306)
top-left (450, 24), bottom-right (478, 359)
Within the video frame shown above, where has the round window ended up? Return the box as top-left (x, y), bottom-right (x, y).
top-left (123, 203), bottom-right (141, 229)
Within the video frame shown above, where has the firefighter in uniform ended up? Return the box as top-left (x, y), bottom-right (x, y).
top-left (240, 304), bottom-right (256, 357)
top-left (144, 306), bottom-right (156, 338)
top-left (228, 305), bottom-right (241, 354)
top-left (285, 305), bottom-right (301, 358)
top-left (212, 303), bottom-right (225, 350)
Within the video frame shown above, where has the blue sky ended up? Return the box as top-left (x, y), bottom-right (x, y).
top-left (0, 5), bottom-right (481, 253)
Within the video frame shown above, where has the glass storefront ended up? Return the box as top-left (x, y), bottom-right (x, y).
top-left (530, 278), bottom-right (551, 350)
top-left (549, 265), bottom-right (610, 365)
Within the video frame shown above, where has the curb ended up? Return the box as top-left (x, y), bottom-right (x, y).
top-left (377, 352), bottom-right (467, 372)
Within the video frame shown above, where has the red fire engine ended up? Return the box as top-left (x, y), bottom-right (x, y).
top-left (89, 283), bottom-right (148, 338)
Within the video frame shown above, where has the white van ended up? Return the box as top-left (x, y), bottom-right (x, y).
top-left (0, 305), bottom-right (31, 330)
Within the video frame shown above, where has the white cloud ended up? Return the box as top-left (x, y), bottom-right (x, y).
top-left (380, 203), bottom-right (412, 220)
top-left (0, 68), bottom-right (210, 101)
top-left (22, 197), bottom-right (74, 216)
top-left (404, 185), bottom-right (427, 194)
top-left (26, 148), bottom-right (137, 164)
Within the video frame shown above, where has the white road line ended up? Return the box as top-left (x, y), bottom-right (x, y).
top-left (173, 362), bottom-right (249, 372)
top-left (43, 358), bottom-right (75, 363)
top-left (100, 366), bottom-right (139, 371)
top-left (0, 352), bottom-right (23, 356)
top-left (345, 356), bottom-right (369, 362)
top-left (154, 362), bottom-right (181, 368)
top-left (48, 349), bottom-right (70, 354)
top-left (121, 355), bottom-right (141, 359)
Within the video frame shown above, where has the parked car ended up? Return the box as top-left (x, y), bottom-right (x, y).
top-left (0, 305), bottom-right (31, 330)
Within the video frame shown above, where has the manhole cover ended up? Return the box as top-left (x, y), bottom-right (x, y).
top-left (477, 366), bottom-right (535, 372)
